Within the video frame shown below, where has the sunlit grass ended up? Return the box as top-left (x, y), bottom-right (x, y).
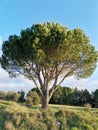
top-left (0, 100), bottom-right (98, 130)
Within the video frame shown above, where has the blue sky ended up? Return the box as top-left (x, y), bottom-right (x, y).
top-left (0, 0), bottom-right (98, 92)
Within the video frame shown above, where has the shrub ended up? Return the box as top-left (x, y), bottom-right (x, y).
top-left (81, 124), bottom-right (93, 130)
top-left (6, 91), bottom-right (21, 102)
top-left (71, 127), bottom-right (78, 130)
top-left (5, 121), bottom-right (15, 130)
top-left (0, 91), bottom-right (6, 100)
top-left (26, 91), bottom-right (41, 106)
top-left (42, 108), bottom-right (58, 130)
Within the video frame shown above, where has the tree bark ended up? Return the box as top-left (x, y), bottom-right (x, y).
top-left (42, 94), bottom-right (49, 109)
top-left (41, 84), bottom-right (58, 109)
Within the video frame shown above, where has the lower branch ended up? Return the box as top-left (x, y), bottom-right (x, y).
top-left (57, 71), bottom-right (71, 87)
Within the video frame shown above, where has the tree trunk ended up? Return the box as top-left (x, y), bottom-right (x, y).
top-left (42, 94), bottom-right (49, 109)
top-left (41, 86), bottom-right (56, 109)
top-left (41, 83), bottom-right (56, 109)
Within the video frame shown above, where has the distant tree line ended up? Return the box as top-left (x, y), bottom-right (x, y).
top-left (0, 86), bottom-right (98, 108)
top-left (29, 86), bottom-right (98, 108)
top-left (0, 90), bottom-right (25, 103)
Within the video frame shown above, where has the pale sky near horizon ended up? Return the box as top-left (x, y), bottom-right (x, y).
top-left (0, 0), bottom-right (98, 92)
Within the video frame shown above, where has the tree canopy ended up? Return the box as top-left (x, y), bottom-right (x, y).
top-left (0, 22), bottom-right (98, 108)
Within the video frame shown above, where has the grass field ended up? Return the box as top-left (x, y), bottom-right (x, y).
top-left (0, 100), bottom-right (98, 130)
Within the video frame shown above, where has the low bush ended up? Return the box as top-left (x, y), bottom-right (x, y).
top-left (26, 91), bottom-right (41, 106)
top-left (5, 121), bottom-right (16, 130)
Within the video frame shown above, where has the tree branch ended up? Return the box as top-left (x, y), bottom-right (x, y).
top-left (57, 70), bottom-right (72, 87)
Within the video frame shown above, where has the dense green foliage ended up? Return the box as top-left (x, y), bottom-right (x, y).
top-left (26, 91), bottom-right (41, 105)
top-left (50, 86), bottom-right (73, 105)
top-left (1, 22), bottom-right (97, 79)
top-left (0, 22), bottom-right (98, 108)
top-left (0, 100), bottom-right (98, 130)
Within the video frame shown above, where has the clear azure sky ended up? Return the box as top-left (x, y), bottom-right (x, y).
top-left (0, 0), bottom-right (98, 92)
